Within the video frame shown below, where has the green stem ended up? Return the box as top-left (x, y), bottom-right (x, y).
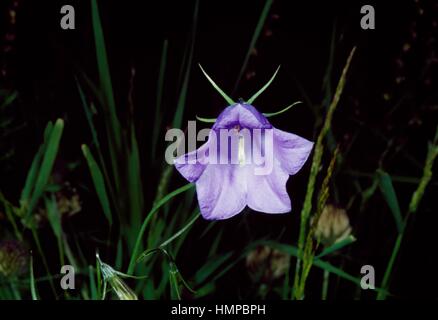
top-left (322, 269), bottom-right (330, 300)
top-left (378, 128), bottom-right (438, 299)
top-left (293, 47), bottom-right (356, 299)
top-left (127, 183), bottom-right (194, 275)
top-left (377, 233), bottom-right (402, 300)
top-left (31, 226), bottom-right (57, 297)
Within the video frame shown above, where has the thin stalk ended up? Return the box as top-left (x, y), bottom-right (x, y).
top-left (127, 183), bottom-right (194, 275)
top-left (322, 269), bottom-right (330, 300)
top-left (293, 48), bottom-right (356, 299)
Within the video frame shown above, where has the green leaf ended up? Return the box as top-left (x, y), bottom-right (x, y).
top-left (169, 261), bottom-right (181, 300)
top-left (136, 211), bottom-right (200, 263)
top-left (76, 78), bottom-right (101, 150)
top-left (316, 235), bottom-right (356, 259)
top-left (247, 65), bottom-right (280, 104)
top-left (194, 252), bottom-right (233, 284)
top-left (44, 194), bottom-right (62, 239)
top-left (25, 119), bottom-right (64, 223)
top-left (91, 0), bottom-right (120, 145)
top-left (263, 101), bottom-right (302, 117)
top-left (0, 90), bottom-right (18, 109)
top-left (152, 39), bottom-right (168, 159)
top-left (377, 170), bottom-right (403, 233)
top-left (261, 241), bottom-right (387, 295)
top-left (128, 127), bottom-right (144, 229)
top-left (198, 64), bottom-right (234, 105)
top-left (89, 266), bottom-right (98, 300)
top-left (30, 253), bottom-right (39, 300)
top-left (82, 144), bottom-right (113, 225)
top-left (20, 144), bottom-right (44, 208)
top-left (91, 0), bottom-right (122, 193)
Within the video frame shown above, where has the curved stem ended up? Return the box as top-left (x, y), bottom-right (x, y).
top-left (127, 183), bottom-right (194, 275)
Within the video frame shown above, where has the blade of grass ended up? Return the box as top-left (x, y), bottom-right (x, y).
top-left (24, 119), bottom-right (64, 224)
top-left (127, 183), bottom-right (195, 275)
top-left (30, 252), bottom-right (39, 300)
top-left (128, 126), bottom-right (144, 231)
top-left (152, 39), bottom-right (168, 160)
top-left (377, 169), bottom-right (403, 233)
top-left (260, 241), bottom-right (387, 294)
top-left (76, 78), bottom-right (121, 222)
top-left (20, 144), bottom-right (44, 209)
top-left (0, 90), bottom-right (17, 109)
top-left (89, 266), bottom-right (98, 300)
top-left (44, 194), bottom-right (62, 239)
top-left (316, 235), bottom-right (356, 259)
top-left (91, 0), bottom-right (122, 196)
top-left (137, 210), bottom-right (200, 262)
top-left (194, 252), bottom-right (233, 284)
top-left (81, 144), bottom-right (113, 225)
top-left (91, 0), bottom-right (121, 149)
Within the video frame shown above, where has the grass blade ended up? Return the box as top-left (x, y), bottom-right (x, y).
top-left (0, 91), bottom-right (17, 109)
top-left (377, 169), bottom-right (403, 233)
top-left (81, 144), bottom-right (113, 225)
top-left (152, 39), bottom-right (169, 160)
top-left (91, 0), bottom-right (121, 148)
top-left (25, 119), bottom-right (64, 223)
top-left (316, 235), bottom-right (356, 259)
top-left (260, 241), bottom-right (387, 294)
top-left (30, 253), bottom-right (39, 300)
top-left (128, 127), bottom-right (144, 230)
top-left (127, 183), bottom-right (195, 274)
top-left (44, 194), bottom-right (62, 238)
top-left (194, 252), bottom-right (233, 284)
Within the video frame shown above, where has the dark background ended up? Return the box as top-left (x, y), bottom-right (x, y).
top-left (1, 0), bottom-right (437, 299)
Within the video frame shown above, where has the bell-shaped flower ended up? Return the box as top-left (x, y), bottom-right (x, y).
top-left (174, 66), bottom-right (314, 220)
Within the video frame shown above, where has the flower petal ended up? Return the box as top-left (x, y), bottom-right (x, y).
top-left (174, 142), bottom-right (210, 183)
top-left (246, 160), bottom-right (291, 213)
top-left (274, 128), bottom-right (314, 175)
top-left (246, 131), bottom-right (291, 213)
top-left (213, 104), bottom-right (271, 130)
top-left (195, 163), bottom-right (247, 220)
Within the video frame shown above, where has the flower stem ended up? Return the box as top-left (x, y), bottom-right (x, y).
top-left (127, 183), bottom-right (194, 275)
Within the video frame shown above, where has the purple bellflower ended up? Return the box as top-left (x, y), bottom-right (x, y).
top-left (174, 66), bottom-right (314, 220)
